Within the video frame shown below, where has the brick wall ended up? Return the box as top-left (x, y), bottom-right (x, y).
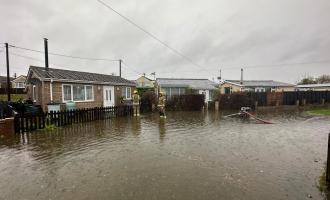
top-left (115, 86), bottom-right (135, 106)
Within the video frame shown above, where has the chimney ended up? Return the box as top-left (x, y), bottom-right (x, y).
top-left (44, 38), bottom-right (49, 70)
top-left (14, 73), bottom-right (17, 78)
top-left (240, 68), bottom-right (243, 85)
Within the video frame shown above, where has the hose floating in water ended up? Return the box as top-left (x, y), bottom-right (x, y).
top-left (223, 111), bottom-right (274, 124)
top-left (241, 111), bottom-right (274, 124)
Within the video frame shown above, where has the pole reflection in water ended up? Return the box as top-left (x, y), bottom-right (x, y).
top-left (159, 119), bottom-right (166, 141)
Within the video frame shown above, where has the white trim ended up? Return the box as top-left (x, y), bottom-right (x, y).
top-left (125, 87), bottom-right (132, 100)
top-left (61, 84), bottom-right (94, 103)
top-left (32, 85), bottom-right (37, 102)
top-left (222, 80), bottom-right (243, 87)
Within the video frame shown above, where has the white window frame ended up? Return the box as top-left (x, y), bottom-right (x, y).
top-left (16, 82), bottom-right (25, 88)
top-left (125, 87), bottom-right (132, 100)
top-left (62, 84), bottom-right (94, 102)
top-left (32, 85), bottom-right (37, 102)
top-left (255, 87), bottom-right (266, 92)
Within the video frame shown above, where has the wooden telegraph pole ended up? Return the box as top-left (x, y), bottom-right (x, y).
top-left (119, 59), bottom-right (122, 77)
top-left (5, 43), bottom-right (11, 102)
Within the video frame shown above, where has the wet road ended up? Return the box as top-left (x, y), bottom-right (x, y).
top-left (0, 111), bottom-right (329, 200)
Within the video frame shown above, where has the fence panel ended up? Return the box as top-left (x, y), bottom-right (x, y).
top-left (14, 105), bottom-right (133, 133)
top-left (283, 91), bottom-right (329, 105)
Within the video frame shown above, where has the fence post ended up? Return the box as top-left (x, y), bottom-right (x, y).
top-left (296, 100), bottom-right (300, 107)
top-left (326, 133), bottom-right (330, 185)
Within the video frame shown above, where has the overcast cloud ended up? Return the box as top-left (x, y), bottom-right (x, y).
top-left (0, 0), bottom-right (329, 83)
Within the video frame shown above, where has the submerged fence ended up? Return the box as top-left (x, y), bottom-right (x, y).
top-left (14, 105), bottom-right (133, 133)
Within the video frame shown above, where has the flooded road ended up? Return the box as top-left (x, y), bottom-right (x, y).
top-left (0, 111), bottom-right (330, 200)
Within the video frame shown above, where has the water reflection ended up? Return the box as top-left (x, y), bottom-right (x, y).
top-left (131, 117), bottom-right (141, 136)
top-left (0, 111), bottom-right (329, 200)
top-left (159, 119), bottom-right (166, 141)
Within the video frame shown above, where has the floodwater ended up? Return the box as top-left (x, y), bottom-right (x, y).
top-left (0, 111), bottom-right (330, 200)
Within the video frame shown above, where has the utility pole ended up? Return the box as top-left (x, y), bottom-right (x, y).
top-left (217, 69), bottom-right (222, 82)
top-left (150, 72), bottom-right (156, 80)
top-left (5, 43), bottom-right (11, 102)
top-left (44, 38), bottom-right (49, 70)
top-left (240, 68), bottom-right (243, 85)
top-left (119, 59), bottom-right (122, 77)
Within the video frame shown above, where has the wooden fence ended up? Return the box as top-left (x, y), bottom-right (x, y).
top-left (14, 105), bottom-right (133, 133)
top-left (283, 91), bottom-right (330, 105)
top-left (219, 91), bottom-right (329, 109)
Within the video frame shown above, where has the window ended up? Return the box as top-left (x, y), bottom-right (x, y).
top-left (126, 87), bottom-right (131, 99)
top-left (73, 85), bottom-right (85, 101)
top-left (179, 88), bottom-right (186, 95)
top-left (164, 88), bottom-right (171, 97)
top-left (62, 84), bottom-right (93, 102)
top-left (171, 88), bottom-right (180, 96)
top-left (32, 85), bottom-right (37, 102)
top-left (255, 87), bottom-right (266, 92)
top-left (121, 87), bottom-right (131, 99)
top-left (16, 82), bottom-right (25, 88)
top-left (224, 87), bottom-right (231, 94)
top-left (63, 85), bottom-right (72, 101)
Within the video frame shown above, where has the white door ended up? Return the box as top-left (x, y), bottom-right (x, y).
top-left (103, 86), bottom-right (115, 107)
top-left (199, 90), bottom-right (209, 102)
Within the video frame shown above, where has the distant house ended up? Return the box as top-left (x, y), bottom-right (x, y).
top-left (295, 83), bottom-right (330, 91)
top-left (11, 75), bottom-right (27, 88)
top-left (25, 66), bottom-right (136, 111)
top-left (156, 78), bottom-right (218, 102)
top-left (0, 76), bottom-right (14, 88)
top-left (136, 75), bottom-right (155, 89)
top-left (220, 80), bottom-right (295, 94)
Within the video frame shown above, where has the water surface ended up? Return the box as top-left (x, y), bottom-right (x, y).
top-left (0, 111), bottom-right (329, 200)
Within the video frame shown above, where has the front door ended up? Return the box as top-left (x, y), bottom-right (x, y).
top-left (103, 86), bottom-right (115, 107)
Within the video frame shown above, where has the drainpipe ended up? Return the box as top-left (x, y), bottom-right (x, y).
top-left (50, 79), bottom-right (53, 103)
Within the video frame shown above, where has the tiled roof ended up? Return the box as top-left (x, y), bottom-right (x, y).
top-left (225, 80), bottom-right (295, 87)
top-left (28, 66), bottom-right (135, 86)
top-left (157, 78), bottom-right (218, 90)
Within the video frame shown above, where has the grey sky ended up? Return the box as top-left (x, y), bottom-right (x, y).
top-left (0, 0), bottom-right (329, 83)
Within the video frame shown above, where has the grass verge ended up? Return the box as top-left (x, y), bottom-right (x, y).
top-left (0, 94), bottom-right (26, 101)
top-left (307, 108), bottom-right (330, 116)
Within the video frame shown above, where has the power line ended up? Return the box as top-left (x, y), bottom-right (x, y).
top-left (10, 52), bottom-right (123, 76)
top-left (9, 44), bottom-right (119, 62)
top-left (10, 52), bottom-right (45, 63)
top-left (155, 59), bottom-right (330, 74)
top-left (96, 0), bottom-right (206, 70)
top-left (121, 60), bottom-right (143, 75)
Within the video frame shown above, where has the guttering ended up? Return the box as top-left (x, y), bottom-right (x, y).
top-left (41, 78), bottom-right (136, 86)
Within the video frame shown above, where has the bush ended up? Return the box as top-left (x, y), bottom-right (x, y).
top-left (140, 91), bottom-right (157, 112)
top-left (166, 94), bottom-right (205, 111)
top-left (219, 93), bottom-right (253, 110)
